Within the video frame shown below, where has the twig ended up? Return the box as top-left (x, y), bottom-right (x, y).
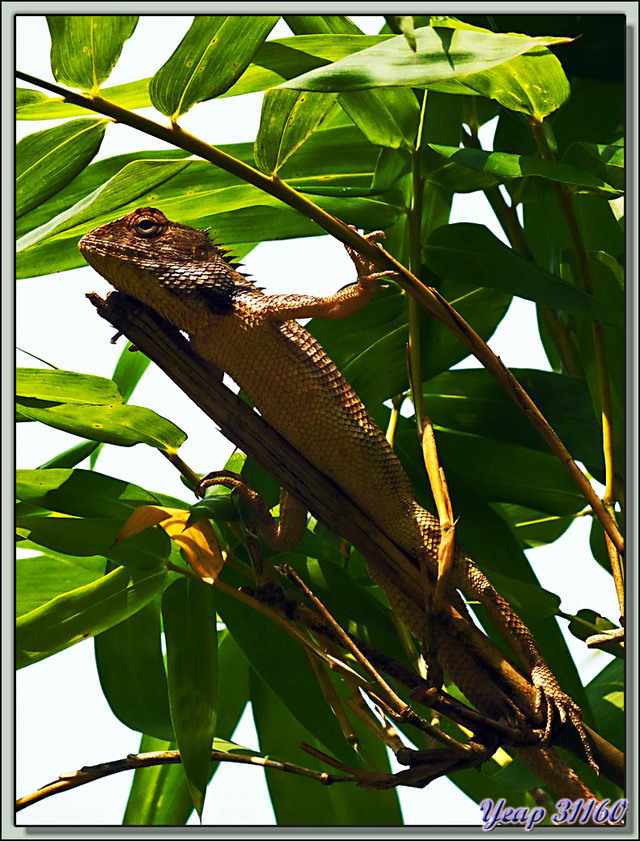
top-left (16, 749), bottom-right (352, 812)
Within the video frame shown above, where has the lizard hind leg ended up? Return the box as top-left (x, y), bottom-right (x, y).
top-left (196, 470), bottom-right (308, 552)
top-left (457, 558), bottom-right (598, 772)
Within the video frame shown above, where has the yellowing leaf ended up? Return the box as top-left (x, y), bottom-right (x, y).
top-left (116, 506), bottom-right (225, 583)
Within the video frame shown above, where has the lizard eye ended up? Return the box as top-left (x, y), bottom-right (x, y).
top-left (133, 215), bottom-right (166, 239)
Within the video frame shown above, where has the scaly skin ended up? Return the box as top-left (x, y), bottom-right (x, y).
top-left (79, 207), bottom-right (595, 791)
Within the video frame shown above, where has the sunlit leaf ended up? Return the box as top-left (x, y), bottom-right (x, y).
top-left (17, 119), bottom-right (108, 217)
top-left (150, 16), bottom-right (278, 120)
top-left (47, 15), bottom-right (138, 92)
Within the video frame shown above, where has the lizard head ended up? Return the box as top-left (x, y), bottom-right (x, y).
top-left (79, 207), bottom-right (251, 322)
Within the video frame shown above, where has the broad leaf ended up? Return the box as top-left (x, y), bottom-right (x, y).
top-left (122, 630), bottom-right (250, 825)
top-left (16, 468), bottom-right (176, 519)
top-left (17, 563), bottom-right (167, 668)
top-left (429, 145), bottom-right (621, 196)
top-left (279, 25), bottom-right (569, 95)
top-left (95, 599), bottom-right (174, 740)
top-left (424, 223), bottom-right (621, 325)
top-left (255, 89), bottom-right (339, 174)
top-left (17, 118), bottom-right (108, 217)
top-left (162, 578), bottom-right (218, 819)
top-left (16, 552), bottom-right (106, 617)
top-left (215, 583), bottom-right (357, 767)
top-left (150, 16), bottom-right (278, 120)
top-left (47, 15), bottom-right (138, 91)
top-left (16, 400), bottom-right (187, 452)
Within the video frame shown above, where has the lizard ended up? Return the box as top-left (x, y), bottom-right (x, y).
top-left (79, 206), bottom-right (597, 793)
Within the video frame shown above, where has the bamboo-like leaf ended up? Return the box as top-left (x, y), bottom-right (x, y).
top-left (18, 119), bottom-right (404, 278)
top-left (122, 630), bottom-right (250, 825)
top-left (424, 223), bottom-right (622, 325)
top-left (279, 25), bottom-right (569, 93)
top-left (16, 468), bottom-right (173, 520)
top-left (150, 16), bottom-right (278, 120)
top-left (95, 599), bottom-right (174, 740)
top-left (16, 79), bottom-right (151, 120)
top-left (17, 118), bottom-right (108, 217)
top-left (16, 552), bottom-right (106, 617)
top-left (162, 578), bottom-right (218, 820)
top-left (47, 15), bottom-right (138, 92)
top-left (18, 517), bottom-right (172, 569)
top-left (255, 89), bottom-right (339, 174)
top-left (17, 368), bottom-right (122, 404)
top-left (17, 563), bottom-right (167, 668)
top-left (429, 145), bottom-right (622, 196)
top-left (16, 400), bottom-right (187, 452)
top-left (420, 368), bottom-right (604, 473)
top-left (339, 87), bottom-right (420, 150)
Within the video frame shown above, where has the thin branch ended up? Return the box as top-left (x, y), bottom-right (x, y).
top-left (16, 70), bottom-right (623, 553)
top-left (16, 749), bottom-right (352, 812)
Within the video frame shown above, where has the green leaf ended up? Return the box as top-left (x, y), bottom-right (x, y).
top-left (123, 630), bottom-right (250, 825)
top-left (162, 578), bottom-right (218, 819)
top-left (420, 368), bottom-right (604, 474)
top-left (497, 504), bottom-right (577, 550)
top-left (17, 158), bottom-right (192, 272)
top-left (122, 735), bottom-right (187, 825)
top-left (38, 440), bottom-right (101, 470)
top-left (424, 223), bottom-right (621, 325)
top-left (339, 87), bottom-right (420, 150)
top-left (150, 16), bottom-right (279, 120)
top-left (16, 118), bottom-right (108, 217)
top-left (16, 149), bottom-right (190, 240)
top-left (283, 14), bottom-right (362, 36)
top-left (429, 145), bottom-right (621, 196)
top-left (255, 89), bottom-right (339, 174)
top-left (18, 516), bottom-right (172, 569)
top-left (95, 599), bottom-right (174, 740)
top-left (279, 25), bottom-right (569, 93)
top-left (215, 583), bottom-right (356, 767)
top-left (47, 15), bottom-right (138, 91)
top-left (17, 563), bottom-right (167, 668)
top-left (17, 368), bottom-right (122, 404)
top-left (562, 142), bottom-right (624, 192)
top-left (460, 46), bottom-right (569, 120)
top-left (16, 552), bottom-right (106, 617)
top-left (16, 400), bottom-right (187, 452)
top-left (110, 341), bottom-right (151, 402)
top-left (16, 468), bottom-right (173, 519)
top-left (427, 427), bottom-right (584, 515)
top-left (585, 659), bottom-right (623, 751)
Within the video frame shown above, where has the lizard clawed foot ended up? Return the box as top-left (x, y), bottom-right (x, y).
top-left (532, 667), bottom-right (599, 773)
top-left (343, 227), bottom-right (398, 291)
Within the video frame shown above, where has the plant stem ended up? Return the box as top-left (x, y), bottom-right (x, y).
top-left (406, 93), bottom-right (429, 433)
top-left (16, 749), bottom-right (351, 811)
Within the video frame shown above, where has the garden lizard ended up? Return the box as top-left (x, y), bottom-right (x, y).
top-left (79, 207), bottom-right (595, 782)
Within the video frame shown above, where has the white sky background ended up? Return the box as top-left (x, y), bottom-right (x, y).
top-left (15, 14), bottom-right (620, 829)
